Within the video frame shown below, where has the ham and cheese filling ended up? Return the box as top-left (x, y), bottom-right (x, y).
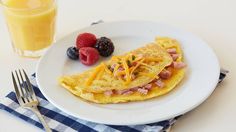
top-left (104, 54), bottom-right (162, 84)
top-left (103, 47), bottom-right (186, 96)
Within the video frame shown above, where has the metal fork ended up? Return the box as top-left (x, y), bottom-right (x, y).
top-left (11, 69), bottom-right (52, 132)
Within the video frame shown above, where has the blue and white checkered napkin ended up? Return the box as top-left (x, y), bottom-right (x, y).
top-left (0, 69), bottom-right (228, 132)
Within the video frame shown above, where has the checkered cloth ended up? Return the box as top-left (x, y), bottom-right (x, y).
top-left (0, 69), bottom-right (228, 132)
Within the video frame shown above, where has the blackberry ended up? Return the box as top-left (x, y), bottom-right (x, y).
top-left (95, 37), bottom-right (114, 57)
top-left (67, 46), bottom-right (79, 60)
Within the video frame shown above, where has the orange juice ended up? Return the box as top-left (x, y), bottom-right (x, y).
top-left (2, 0), bottom-right (56, 57)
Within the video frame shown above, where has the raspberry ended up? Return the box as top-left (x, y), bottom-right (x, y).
top-left (76, 33), bottom-right (97, 48)
top-left (79, 47), bottom-right (99, 66)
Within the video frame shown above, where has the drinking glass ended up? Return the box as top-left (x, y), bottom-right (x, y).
top-left (1, 0), bottom-right (57, 57)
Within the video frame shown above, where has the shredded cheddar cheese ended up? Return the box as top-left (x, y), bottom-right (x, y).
top-left (113, 63), bottom-right (120, 76)
top-left (116, 70), bottom-right (126, 76)
top-left (85, 64), bottom-right (104, 86)
top-left (130, 58), bottom-right (144, 75)
top-left (140, 62), bottom-right (154, 69)
top-left (96, 67), bottom-right (105, 80)
top-left (85, 53), bottom-right (164, 86)
top-left (121, 56), bottom-right (131, 85)
top-left (102, 63), bottom-right (112, 75)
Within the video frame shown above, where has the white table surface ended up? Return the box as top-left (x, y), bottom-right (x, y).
top-left (0, 0), bottom-right (235, 131)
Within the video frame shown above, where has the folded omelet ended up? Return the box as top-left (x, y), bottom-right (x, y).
top-left (59, 37), bottom-right (186, 104)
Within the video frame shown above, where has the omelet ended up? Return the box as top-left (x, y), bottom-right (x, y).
top-left (59, 37), bottom-right (186, 104)
top-left (60, 44), bottom-right (172, 93)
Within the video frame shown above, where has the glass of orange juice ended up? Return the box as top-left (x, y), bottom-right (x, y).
top-left (1, 0), bottom-right (57, 57)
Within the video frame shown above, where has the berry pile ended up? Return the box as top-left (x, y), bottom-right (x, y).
top-left (66, 33), bottom-right (115, 66)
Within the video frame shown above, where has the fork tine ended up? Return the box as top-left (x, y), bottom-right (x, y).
top-left (19, 69), bottom-right (31, 102)
top-left (15, 70), bottom-right (27, 103)
top-left (23, 69), bottom-right (37, 100)
top-left (12, 72), bottom-right (23, 104)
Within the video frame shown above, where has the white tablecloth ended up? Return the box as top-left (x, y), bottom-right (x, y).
top-left (0, 0), bottom-right (235, 131)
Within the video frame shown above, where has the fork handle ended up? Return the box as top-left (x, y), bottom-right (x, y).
top-left (29, 106), bottom-right (52, 132)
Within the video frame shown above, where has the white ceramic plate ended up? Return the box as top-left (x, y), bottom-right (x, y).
top-left (36, 21), bottom-right (220, 125)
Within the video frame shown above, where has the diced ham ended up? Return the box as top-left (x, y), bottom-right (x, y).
top-left (116, 89), bottom-right (134, 95)
top-left (111, 64), bottom-right (116, 70)
top-left (167, 48), bottom-right (177, 54)
top-left (116, 89), bottom-right (130, 95)
top-left (122, 91), bottom-right (134, 95)
top-left (130, 87), bottom-right (140, 91)
top-left (159, 69), bottom-right (172, 79)
top-left (132, 62), bottom-right (137, 66)
top-left (104, 90), bottom-right (113, 96)
top-left (173, 62), bottom-right (186, 69)
top-left (131, 74), bottom-right (136, 80)
top-left (144, 84), bottom-right (152, 90)
top-left (155, 79), bottom-right (165, 88)
top-left (171, 54), bottom-right (179, 61)
top-left (123, 75), bottom-right (127, 79)
top-left (118, 67), bottom-right (124, 71)
top-left (113, 72), bottom-right (118, 77)
top-left (123, 74), bottom-right (136, 80)
top-left (114, 67), bottom-right (124, 77)
top-left (137, 88), bottom-right (148, 95)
